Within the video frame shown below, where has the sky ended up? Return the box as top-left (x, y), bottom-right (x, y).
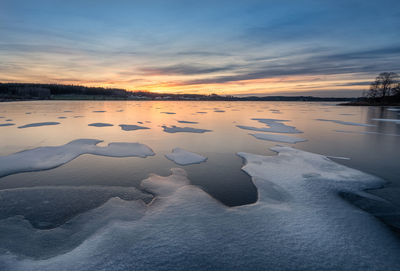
top-left (1, 0), bottom-right (400, 97)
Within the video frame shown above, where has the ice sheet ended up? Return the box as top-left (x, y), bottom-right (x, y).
top-left (0, 139), bottom-right (155, 178)
top-left (250, 133), bottom-right (307, 143)
top-left (18, 122), bottom-right (60, 129)
top-left (162, 125), bottom-right (211, 133)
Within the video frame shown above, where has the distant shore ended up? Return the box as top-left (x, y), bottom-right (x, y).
top-left (0, 82), bottom-right (356, 102)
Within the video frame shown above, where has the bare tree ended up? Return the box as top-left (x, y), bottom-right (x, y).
top-left (367, 72), bottom-right (399, 100)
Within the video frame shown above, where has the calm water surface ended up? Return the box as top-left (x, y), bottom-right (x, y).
top-left (0, 101), bottom-right (399, 229)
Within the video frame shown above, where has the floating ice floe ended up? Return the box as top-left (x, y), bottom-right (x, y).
top-left (250, 133), bottom-right (307, 143)
top-left (162, 125), bottom-right (211, 133)
top-left (0, 139), bottom-right (154, 178)
top-left (335, 130), bottom-right (400, 137)
top-left (0, 123), bottom-right (15, 127)
top-left (237, 118), bottom-right (302, 134)
top-left (316, 119), bottom-right (374, 127)
top-left (1, 149), bottom-right (399, 270)
top-left (177, 120), bottom-right (198, 124)
top-left (18, 122), bottom-right (60, 129)
top-left (119, 124), bottom-right (150, 131)
top-left (372, 118), bottom-right (400, 124)
top-left (165, 148), bottom-right (207, 165)
top-left (88, 123), bottom-right (113, 127)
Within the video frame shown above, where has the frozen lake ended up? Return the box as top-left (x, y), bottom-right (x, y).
top-left (0, 101), bottom-right (400, 270)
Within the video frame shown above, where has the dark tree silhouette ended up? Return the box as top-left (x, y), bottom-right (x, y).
top-left (366, 72), bottom-right (399, 100)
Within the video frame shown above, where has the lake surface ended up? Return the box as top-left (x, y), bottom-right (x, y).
top-left (1, 101), bottom-right (400, 270)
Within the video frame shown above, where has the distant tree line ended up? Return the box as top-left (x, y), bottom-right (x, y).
top-left (0, 82), bottom-right (355, 101)
top-left (0, 83), bottom-right (130, 99)
top-left (364, 72), bottom-right (400, 103)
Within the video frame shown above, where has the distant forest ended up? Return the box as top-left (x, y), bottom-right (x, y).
top-left (0, 82), bottom-right (353, 102)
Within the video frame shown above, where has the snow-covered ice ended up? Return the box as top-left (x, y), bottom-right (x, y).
top-left (372, 118), bottom-right (400, 124)
top-left (316, 119), bottom-right (374, 127)
top-left (165, 148), bottom-right (207, 165)
top-left (162, 125), bottom-right (211, 133)
top-left (237, 118), bottom-right (302, 133)
top-left (88, 123), bottom-right (113, 127)
top-left (161, 112), bottom-right (176, 114)
top-left (1, 148), bottom-right (399, 270)
top-left (18, 122), bottom-right (60, 129)
top-left (0, 139), bottom-right (155, 178)
top-left (119, 124), bottom-right (150, 131)
top-left (250, 133), bottom-right (307, 143)
top-left (335, 130), bottom-right (400, 137)
top-left (177, 120), bottom-right (199, 124)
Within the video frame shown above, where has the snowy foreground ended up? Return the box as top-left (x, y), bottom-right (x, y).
top-left (0, 142), bottom-right (400, 270)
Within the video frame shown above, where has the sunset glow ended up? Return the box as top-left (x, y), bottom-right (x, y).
top-left (1, 0), bottom-right (399, 97)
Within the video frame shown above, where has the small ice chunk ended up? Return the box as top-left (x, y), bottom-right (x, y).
top-left (88, 123), bottom-right (114, 127)
top-left (18, 122), bottom-right (60, 129)
top-left (250, 133), bottom-right (307, 144)
top-left (316, 119), bottom-right (374, 127)
top-left (177, 120), bottom-right (198, 124)
top-left (372, 118), bottom-right (400, 124)
top-left (162, 125), bottom-right (211, 133)
top-left (119, 124), bottom-right (150, 131)
top-left (165, 148), bottom-right (207, 165)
